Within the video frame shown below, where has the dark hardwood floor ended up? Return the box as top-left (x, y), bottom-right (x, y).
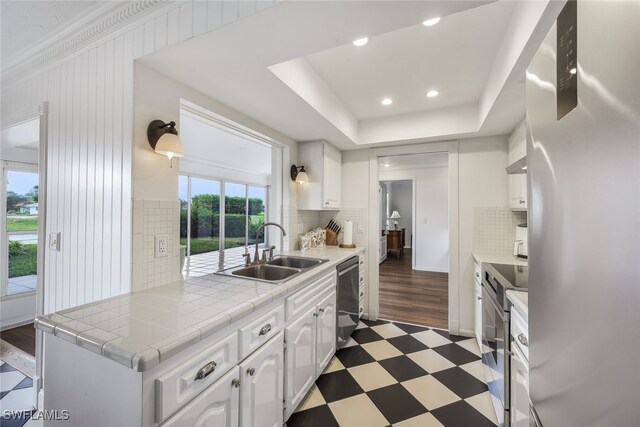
top-left (1, 324), bottom-right (36, 356)
top-left (379, 249), bottom-right (448, 329)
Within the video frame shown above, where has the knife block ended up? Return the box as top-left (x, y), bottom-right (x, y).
top-left (325, 228), bottom-right (339, 246)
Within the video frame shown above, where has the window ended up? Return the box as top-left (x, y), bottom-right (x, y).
top-left (4, 168), bottom-right (39, 296)
top-left (179, 175), bottom-right (268, 261)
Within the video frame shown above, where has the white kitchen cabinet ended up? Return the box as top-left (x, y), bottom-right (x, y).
top-left (474, 261), bottom-right (482, 349)
top-left (508, 120), bottom-right (527, 210)
top-left (510, 339), bottom-right (530, 427)
top-left (315, 291), bottom-right (336, 376)
top-left (297, 140), bottom-right (341, 210)
top-left (162, 367), bottom-right (240, 427)
top-left (284, 305), bottom-right (317, 419)
top-left (239, 332), bottom-right (284, 427)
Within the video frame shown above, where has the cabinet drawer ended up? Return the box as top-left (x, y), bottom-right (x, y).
top-left (239, 305), bottom-right (285, 360)
top-left (285, 271), bottom-right (336, 321)
top-left (156, 332), bottom-right (238, 423)
top-left (161, 366), bottom-right (240, 427)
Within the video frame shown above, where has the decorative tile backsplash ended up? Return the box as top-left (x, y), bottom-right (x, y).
top-left (319, 208), bottom-right (368, 248)
top-left (132, 200), bottom-right (181, 291)
top-left (473, 207), bottom-right (527, 255)
top-left (283, 206), bottom-right (368, 250)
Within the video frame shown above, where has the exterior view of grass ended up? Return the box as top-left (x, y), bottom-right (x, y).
top-left (7, 216), bottom-right (38, 231)
top-left (181, 237), bottom-right (247, 255)
top-left (9, 243), bottom-right (37, 278)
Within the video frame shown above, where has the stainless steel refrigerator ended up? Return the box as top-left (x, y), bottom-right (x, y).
top-left (527, 1), bottom-right (640, 426)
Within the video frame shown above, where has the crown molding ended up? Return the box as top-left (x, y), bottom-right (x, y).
top-left (1, 0), bottom-right (165, 84)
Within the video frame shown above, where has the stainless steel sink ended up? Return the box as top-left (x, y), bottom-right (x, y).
top-left (215, 255), bottom-right (328, 283)
top-left (267, 255), bottom-right (328, 269)
top-left (230, 264), bottom-right (300, 282)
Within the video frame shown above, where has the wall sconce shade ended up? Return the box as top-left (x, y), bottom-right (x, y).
top-left (290, 164), bottom-right (309, 184)
top-left (147, 119), bottom-right (184, 167)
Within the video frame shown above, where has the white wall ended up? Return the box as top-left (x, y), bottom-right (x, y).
top-left (458, 136), bottom-right (508, 331)
top-left (389, 180), bottom-right (413, 246)
top-left (380, 167), bottom-right (449, 272)
top-left (0, 0), bottom-right (278, 314)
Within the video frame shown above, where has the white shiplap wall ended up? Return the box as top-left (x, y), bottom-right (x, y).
top-left (1, 0), bottom-right (276, 314)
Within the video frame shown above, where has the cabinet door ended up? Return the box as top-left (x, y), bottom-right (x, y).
top-left (162, 367), bottom-right (240, 427)
top-left (474, 280), bottom-right (482, 349)
top-left (316, 291), bottom-right (336, 376)
top-left (509, 175), bottom-right (528, 209)
top-left (240, 332), bottom-right (284, 427)
top-left (284, 305), bottom-right (317, 419)
top-left (510, 345), bottom-right (530, 427)
top-left (322, 143), bottom-right (341, 209)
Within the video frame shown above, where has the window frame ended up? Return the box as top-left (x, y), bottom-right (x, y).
top-left (179, 173), bottom-right (269, 259)
top-left (1, 161), bottom-right (39, 300)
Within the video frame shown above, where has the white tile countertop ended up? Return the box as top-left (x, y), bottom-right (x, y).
top-left (35, 246), bottom-right (364, 372)
top-left (472, 252), bottom-right (528, 267)
top-left (507, 290), bottom-right (528, 318)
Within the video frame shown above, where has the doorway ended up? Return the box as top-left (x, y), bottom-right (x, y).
top-left (377, 153), bottom-right (449, 329)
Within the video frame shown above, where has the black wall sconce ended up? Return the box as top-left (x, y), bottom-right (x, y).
top-left (290, 165), bottom-right (309, 184)
top-left (147, 119), bottom-right (184, 168)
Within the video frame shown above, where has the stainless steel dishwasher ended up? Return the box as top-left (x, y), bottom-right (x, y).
top-left (336, 256), bottom-right (359, 349)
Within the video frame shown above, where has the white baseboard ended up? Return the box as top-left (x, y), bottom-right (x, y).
top-left (458, 328), bottom-right (475, 338)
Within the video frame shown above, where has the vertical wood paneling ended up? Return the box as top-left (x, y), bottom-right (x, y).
top-left (193, 1), bottom-right (207, 37)
top-left (206, 0), bottom-right (223, 31)
top-left (85, 47), bottom-right (97, 303)
top-left (179, 3), bottom-right (193, 41)
top-left (0, 0), bottom-right (273, 314)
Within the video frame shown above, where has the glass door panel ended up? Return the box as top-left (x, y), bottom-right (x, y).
top-left (189, 177), bottom-right (221, 255)
top-left (224, 182), bottom-right (247, 250)
top-left (6, 170), bottom-right (39, 295)
top-left (248, 186), bottom-right (267, 245)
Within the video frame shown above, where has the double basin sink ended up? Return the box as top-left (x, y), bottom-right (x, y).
top-left (216, 255), bottom-right (329, 284)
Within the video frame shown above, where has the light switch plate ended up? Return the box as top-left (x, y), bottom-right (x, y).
top-left (155, 235), bottom-right (168, 258)
top-left (49, 232), bottom-right (61, 251)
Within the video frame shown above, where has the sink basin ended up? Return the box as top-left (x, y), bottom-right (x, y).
top-left (230, 264), bottom-right (300, 282)
top-left (267, 256), bottom-right (328, 269)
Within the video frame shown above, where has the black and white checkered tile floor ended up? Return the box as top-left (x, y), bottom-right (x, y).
top-left (0, 361), bottom-right (38, 427)
top-left (287, 319), bottom-right (498, 427)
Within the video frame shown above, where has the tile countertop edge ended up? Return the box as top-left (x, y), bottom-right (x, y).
top-left (35, 246), bottom-right (365, 372)
top-left (506, 290), bottom-right (528, 319)
top-left (472, 252), bottom-right (528, 267)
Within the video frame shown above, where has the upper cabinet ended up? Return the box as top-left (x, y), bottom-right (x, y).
top-left (297, 140), bottom-right (341, 210)
top-left (508, 120), bottom-right (527, 210)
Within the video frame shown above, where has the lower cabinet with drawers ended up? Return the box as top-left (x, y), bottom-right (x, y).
top-left (42, 267), bottom-right (342, 427)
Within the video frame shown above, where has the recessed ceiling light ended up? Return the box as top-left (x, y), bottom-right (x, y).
top-left (426, 90), bottom-right (439, 98)
top-left (381, 98), bottom-right (393, 106)
top-left (352, 37), bottom-right (369, 47)
top-left (422, 17), bottom-right (441, 27)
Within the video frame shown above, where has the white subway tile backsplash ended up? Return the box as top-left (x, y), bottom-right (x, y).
top-left (132, 199), bottom-right (181, 291)
top-left (473, 207), bottom-right (527, 256)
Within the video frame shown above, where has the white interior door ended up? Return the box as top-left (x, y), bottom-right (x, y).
top-left (284, 305), bottom-right (317, 419)
top-left (239, 332), bottom-right (284, 427)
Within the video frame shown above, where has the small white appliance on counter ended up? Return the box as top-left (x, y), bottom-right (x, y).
top-left (513, 224), bottom-right (528, 259)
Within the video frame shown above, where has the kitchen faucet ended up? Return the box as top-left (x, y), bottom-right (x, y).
top-left (251, 222), bottom-right (286, 265)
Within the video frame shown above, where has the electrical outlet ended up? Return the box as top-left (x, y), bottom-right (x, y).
top-left (155, 235), bottom-right (168, 258)
top-left (49, 232), bottom-right (61, 251)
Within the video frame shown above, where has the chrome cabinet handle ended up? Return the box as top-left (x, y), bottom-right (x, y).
top-left (475, 272), bottom-right (480, 278)
top-left (195, 361), bottom-right (217, 381)
top-left (360, 292), bottom-right (364, 297)
top-left (477, 296), bottom-right (482, 300)
top-left (360, 260), bottom-right (364, 265)
top-left (318, 308), bottom-right (325, 313)
top-left (517, 333), bottom-right (529, 347)
top-left (247, 368), bottom-right (255, 376)
top-left (259, 323), bottom-right (272, 336)
top-left (519, 200), bottom-right (526, 204)
top-left (360, 277), bottom-right (364, 282)
top-left (231, 379), bottom-right (240, 388)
